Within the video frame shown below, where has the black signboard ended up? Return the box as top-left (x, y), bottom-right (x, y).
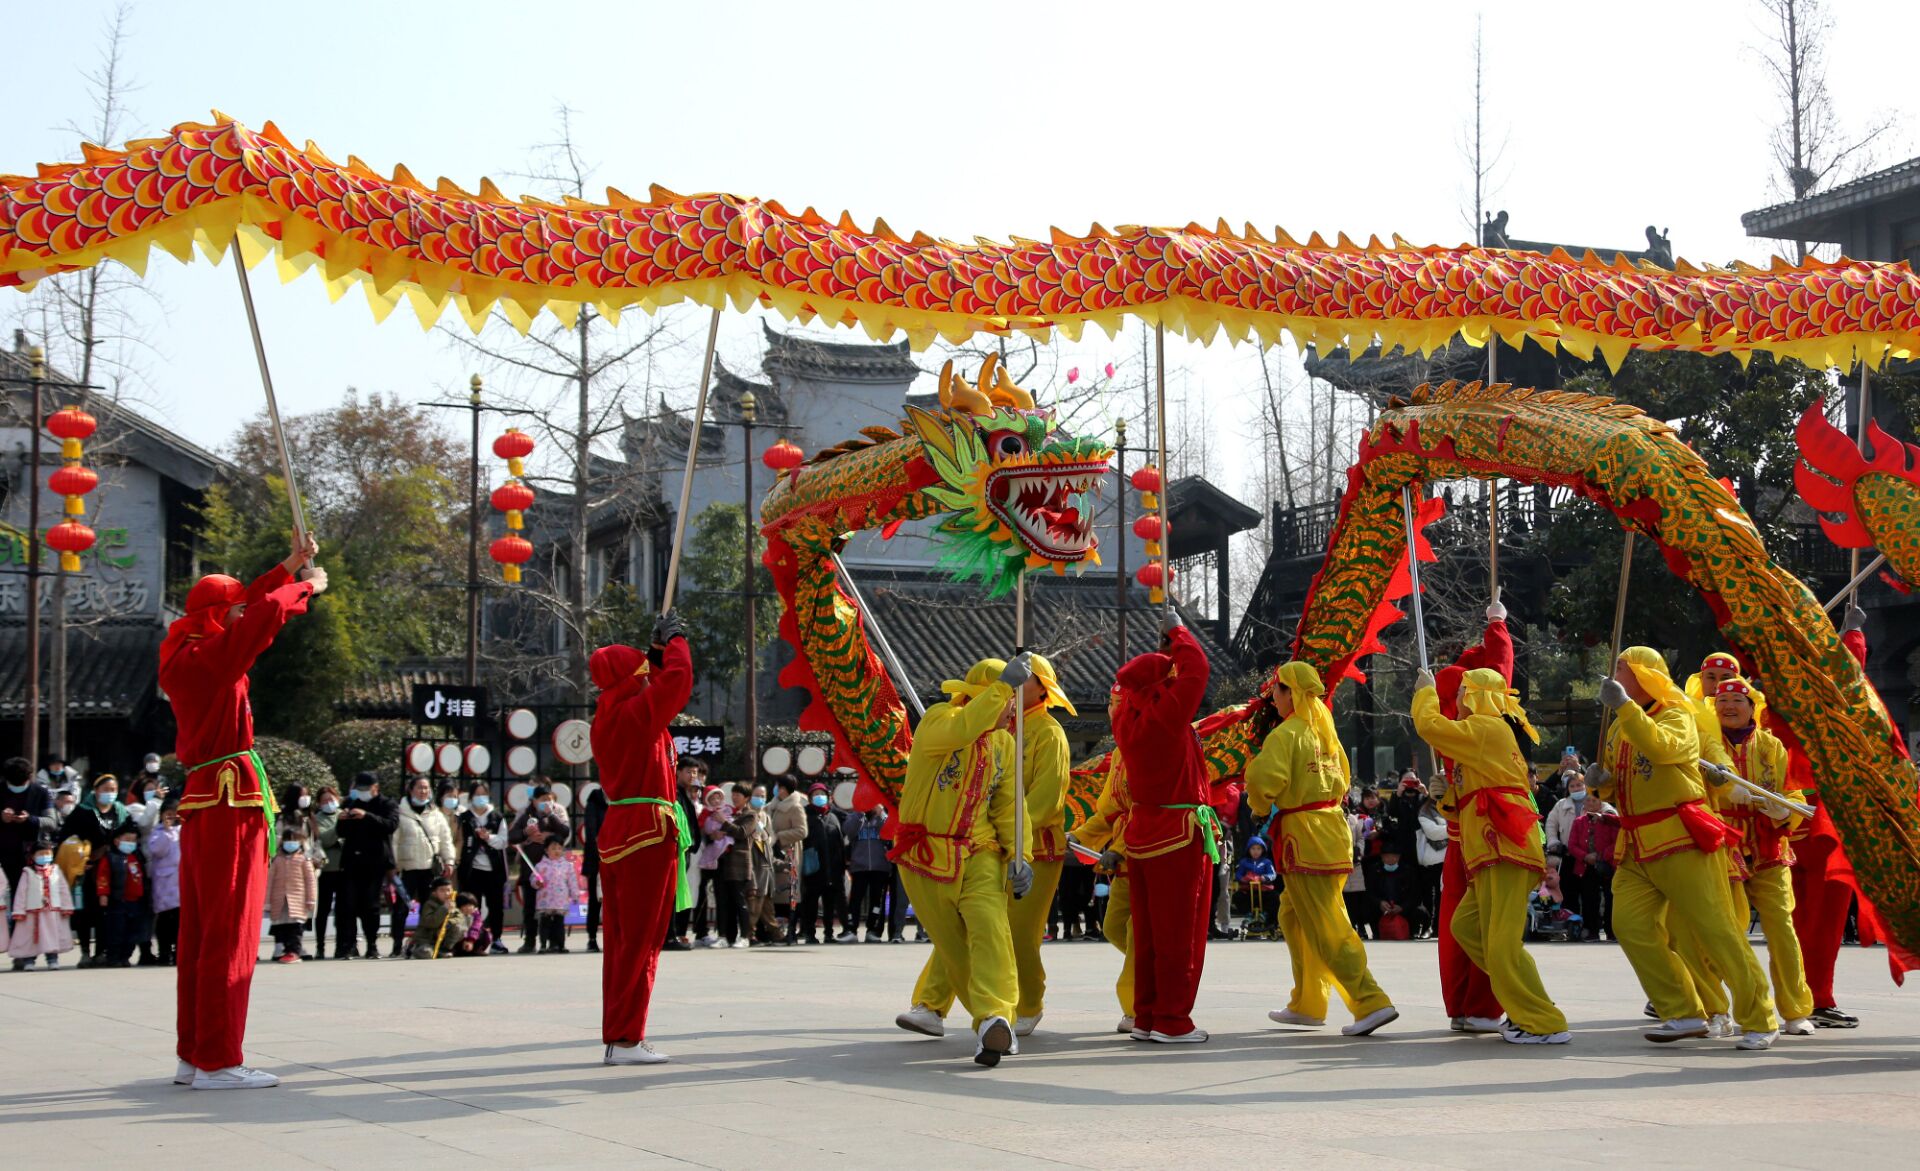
top-left (411, 684), bottom-right (489, 729)
top-left (670, 725), bottom-right (726, 761)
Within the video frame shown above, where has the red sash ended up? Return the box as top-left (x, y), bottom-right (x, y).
top-left (1278, 799), bottom-right (1341, 817)
top-left (1619, 799), bottom-right (1741, 855)
top-left (1470, 785), bottom-right (1538, 848)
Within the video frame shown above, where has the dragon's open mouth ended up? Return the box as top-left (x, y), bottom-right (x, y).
top-left (986, 460), bottom-right (1108, 560)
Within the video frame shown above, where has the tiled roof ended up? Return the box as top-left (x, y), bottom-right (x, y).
top-left (850, 569), bottom-right (1236, 715)
top-left (760, 322), bottom-right (922, 384)
top-left (1742, 155), bottom-right (1920, 237)
top-left (0, 621), bottom-right (163, 718)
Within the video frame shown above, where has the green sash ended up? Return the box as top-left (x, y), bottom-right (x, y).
top-left (1160, 803), bottom-right (1223, 864)
top-left (609, 796), bottom-right (694, 911)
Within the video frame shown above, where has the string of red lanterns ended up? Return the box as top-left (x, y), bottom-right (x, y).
top-left (1129, 465), bottom-right (1168, 604)
top-left (489, 428), bottom-right (536, 583)
top-left (45, 405), bottom-right (98, 572)
top-left (761, 438), bottom-right (805, 473)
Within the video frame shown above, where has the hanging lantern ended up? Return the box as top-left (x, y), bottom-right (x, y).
top-left (1136, 563), bottom-right (1170, 589)
top-left (1131, 515), bottom-right (1165, 541)
top-left (45, 406), bottom-right (99, 571)
top-left (1129, 466), bottom-right (1162, 493)
top-left (491, 429), bottom-right (538, 583)
top-left (762, 439), bottom-right (805, 472)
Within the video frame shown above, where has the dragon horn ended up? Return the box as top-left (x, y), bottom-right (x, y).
top-left (938, 359), bottom-right (957, 409)
top-left (976, 353), bottom-right (1001, 397)
top-left (992, 366), bottom-right (1035, 410)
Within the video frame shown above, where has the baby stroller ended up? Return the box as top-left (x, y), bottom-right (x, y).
top-left (1526, 891), bottom-right (1580, 942)
top-left (1241, 880), bottom-right (1280, 940)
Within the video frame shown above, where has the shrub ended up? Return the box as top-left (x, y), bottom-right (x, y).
top-left (313, 719), bottom-right (410, 796)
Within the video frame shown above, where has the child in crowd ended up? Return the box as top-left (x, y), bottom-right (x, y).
top-left (9, 837), bottom-right (74, 969)
top-left (409, 876), bottom-right (467, 959)
top-left (694, 785), bottom-right (732, 945)
top-left (451, 892), bottom-right (492, 956)
top-left (145, 797), bottom-right (183, 965)
top-left (532, 837), bottom-right (579, 954)
top-left (1235, 837), bottom-right (1278, 886)
top-left (94, 825), bottom-right (152, 968)
top-left (1236, 836), bottom-right (1280, 938)
top-left (266, 826), bottom-right (319, 963)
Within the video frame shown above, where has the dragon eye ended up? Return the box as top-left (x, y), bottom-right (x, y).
top-left (989, 430), bottom-right (1028, 458)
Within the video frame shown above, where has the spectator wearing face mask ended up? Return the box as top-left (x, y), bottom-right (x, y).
top-left (311, 786), bottom-right (345, 959)
top-left (799, 783), bottom-right (848, 944)
top-left (390, 774), bottom-right (457, 957)
top-left (92, 824), bottom-right (153, 967)
top-left (146, 796), bottom-right (184, 965)
top-left (336, 772), bottom-right (399, 959)
top-left (742, 785), bottom-right (779, 943)
top-left (1545, 779), bottom-right (1608, 937)
top-left (435, 781), bottom-right (465, 868)
top-left (664, 758), bottom-right (706, 950)
top-left (51, 790), bottom-right (78, 832)
top-left (2, 756), bottom-right (58, 892)
top-left (9, 835), bottom-right (74, 969)
top-left (63, 774), bottom-right (136, 966)
top-left (458, 782), bottom-right (510, 954)
top-left (265, 826), bottom-right (318, 963)
top-left (130, 768), bottom-right (172, 833)
top-left (844, 805), bottom-right (894, 943)
top-left (35, 753), bottom-right (83, 800)
top-left (770, 776), bottom-right (808, 944)
top-left (277, 783), bottom-right (317, 858)
top-left (510, 781), bottom-right (571, 953)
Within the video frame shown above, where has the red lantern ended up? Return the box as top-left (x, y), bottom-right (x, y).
top-left (491, 429), bottom-right (535, 460)
top-left (1135, 563), bottom-right (1168, 588)
top-left (1132, 515), bottom-right (1164, 541)
top-left (490, 482), bottom-right (535, 513)
top-left (46, 406), bottom-right (97, 442)
top-left (48, 465), bottom-right (98, 497)
top-left (1130, 466), bottom-right (1162, 493)
top-left (762, 439), bottom-right (805, 471)
top-left (490, 535), bottom-right (533, 584)
top-left (47, 520), bottom-right (96, 560)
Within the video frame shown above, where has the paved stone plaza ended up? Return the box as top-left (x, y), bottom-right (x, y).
top-left (3, 937), bottom-right (1916, 1168)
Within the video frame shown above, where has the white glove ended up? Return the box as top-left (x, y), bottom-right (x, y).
top-left (1699, 760), bottom-right (1732, 786)
top-left (1725, 780), bottom-right (1754, 806)
top-left (999, 653), bottom-right (1034, 688)
top-left (1582, 763), bottom-right (1611, 791)
top-left (1843, 603), bottom-right (1867, 635)
top-left (1486, 596), bottom-right (1507, 623)
top-left (1598, 677), bottom-right (1630, 711)
top-left (1414, 668), bottom-right (1436, 693)
top-left (1429, 775), bottom-right (1449, 801)
top-left (1009, 859), bottom-right (1034, 898)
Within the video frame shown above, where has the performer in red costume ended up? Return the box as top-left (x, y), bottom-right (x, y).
top-left (1431, 598), bottom-right (1512, 1034)
top-left (1111, 613), bottom-right (1215, 1044)
top-left (159, 534), bottom-right (325, 1090)
top-left (1782, 603), bottom-right (1917, 1027)
top-left (590, 611), bottom-right (693, 1066)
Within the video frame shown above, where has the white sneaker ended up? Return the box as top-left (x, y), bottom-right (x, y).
top-left (1645, 1017), bottom-right (1709, 1043)
top-left (1150, 1027), bottom-right (1209, 1043)
top-left (834, 931), bottom-right (858, 943)
top-left (191, 1065), bottom-right (279, 1090)
top-left (1015, 1012), bottom-right (1043, 1037)
top-left (1782, 1017), bottom-right (1816, 1037)
top-left (1499, 1019), bottom-right (1571, 1045)
top-left (1129, 1026), bottom-right (1152, 1041)
top-left (696, 934), bottom-right (721, 948)
top-left (1707, 1013), bottom-right (1734, 1039)
top-left (173, 1060), bottom-right (196, 1085)
top-left (895, 1004), bottom-right (945, 1037)
top-left (1452, 1015), bottom-right (1502, 1034)
top-left (1735, 1029), bottom-right (1778, 1051)
top-left (1116, 1015), bottom-right (1135, 1034)
top-left (974, 1016), bottom-right (1014, 1067)
top-left (604, 1042), bottom-right (668, 1065)
top-left (1342, 1006), bottom-right (1399, 1036)
top-left (729, 939), bottom-right (749, 949)
top-left (1268, 1008), bottom-right (1325, 1027)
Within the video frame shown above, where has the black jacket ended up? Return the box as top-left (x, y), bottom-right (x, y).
top-left (580, 789), bottom-right (608, 877)
top-left (456, 807), bottom-right (507, 878)
top-left (1, 781), bottom-right (57, 875)
top-left (804, 804), bottom-right (847, 876)
top-left (339, 792), bottom-right (400, 871)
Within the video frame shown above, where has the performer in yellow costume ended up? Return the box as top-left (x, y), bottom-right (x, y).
top-left (1664, 651), bottom-right (1747, 1036)
top-left (888, 657), bottom-right (1033, 1067)
top-left (1411, 667), bottom-right (1570, 1044)
top-left (1591, 647), bottom-right (1779, 1049)
top-left (1712, 676), bottom-right (1816, 1036)
top-left (909, 655), bottom-right (1074, 1038)
top-left (1071, 747), bottom-right (1137, 1033)
top-left (1247, 661), bottom-right (1397, 1037)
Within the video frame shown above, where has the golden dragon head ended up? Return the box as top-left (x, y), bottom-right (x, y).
top-left (900, 355), bottom-right (1112, 597)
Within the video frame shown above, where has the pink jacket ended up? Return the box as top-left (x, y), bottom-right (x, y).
top-left (531, 856), bottom-right (579, 913)
top-left (265, 851), bottom-right (318, 924)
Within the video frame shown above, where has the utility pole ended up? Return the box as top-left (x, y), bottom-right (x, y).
top-left (740, 389), bottom-right (758, 780)
top-left (1114, 415), bottom-right (1129, 674)
top-left (23, 347), bottom-right (44, 765)
top-left (466, 374), bottom-right (482, 685)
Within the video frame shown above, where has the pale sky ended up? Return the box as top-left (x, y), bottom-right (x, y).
top-left (4, 0), bottom-right (1913, 513)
